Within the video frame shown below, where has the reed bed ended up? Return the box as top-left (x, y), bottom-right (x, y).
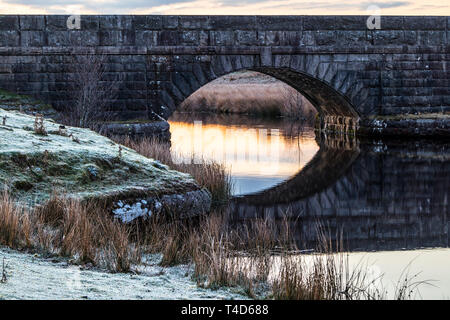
top-left (180, 82), bottom-right (317, 121)
top-left (0, 189), bottom-right (425, 299)
top-left (0, 190), bottom-right (140, 272)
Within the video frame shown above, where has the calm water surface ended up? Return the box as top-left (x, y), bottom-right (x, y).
top-left (168, 111), bottom-right (450, 299)
top-left (169, 112), bottom-right (319, 195)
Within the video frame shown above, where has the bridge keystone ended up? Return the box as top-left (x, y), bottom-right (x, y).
top-left (260, 47), bottom-right (272, 67)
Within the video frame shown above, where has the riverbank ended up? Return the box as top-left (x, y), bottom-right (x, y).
top-left (360, 113), bottom-right (450, 138)
top-left (0, 108), bottom-right (210, 220)
top-left (0, 122), bottom-right (436, 300)
top-left (0, 89), bottom-right (445, 300)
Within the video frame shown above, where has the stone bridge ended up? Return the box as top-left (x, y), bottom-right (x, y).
top-left (0, 15), bottom-right (449, 134)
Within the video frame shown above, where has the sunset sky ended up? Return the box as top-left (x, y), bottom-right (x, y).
top-left (0, 0), bottom-right (449, 15)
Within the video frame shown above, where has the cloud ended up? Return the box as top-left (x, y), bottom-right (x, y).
top-left (217, 0), bottom-right (412, 11)
top-left (0, 0), bottom-right (447, 15)
top-left (359, 1), bottom-right (412, 9)
top-left (2, 0), bottom-right (192, 13)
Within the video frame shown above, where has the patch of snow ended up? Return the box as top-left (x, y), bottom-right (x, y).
top-left (113, 201), bottom-right (152, 223)
top-left (371, 119), bottom-right (387, 133)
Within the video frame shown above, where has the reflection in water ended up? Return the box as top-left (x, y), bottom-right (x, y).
top-left (345, 249), bottom-right (450, 299)
top-left (231, 138), bottom-right (450, 252)
top-left (169, 112), bottom-right (319, 195)
top-left (168, 111), bottom-right (450, 299)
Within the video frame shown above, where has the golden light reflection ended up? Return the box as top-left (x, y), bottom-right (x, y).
top-left (169, 120), bottom-right (320, 194)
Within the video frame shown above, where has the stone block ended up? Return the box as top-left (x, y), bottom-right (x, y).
top-left (99, 30), bottom-right (134, 46)
top-left (418, 31), bottom-right (446, 46)
top-left (46, 15), bottom-right (70, 30)
top-left (179, 31), bottom-right (199, 45)
top-left (380, 16), bottom-right (405, 30)
top-left (210, 16), bottom-right (256, 30)
top-left (404, 16), bottom-right (447, 30)
top-left (315, 31), bottom-right (336, 45)
top-left (0, 16), bottom-right (19, 30)
top-left (299, 31), bottom-right (315, 46)
top-left (403, 31), bottom-right (417, 45)
top-left (162, 16), bottom-right (178, 29)
top-left (80, 15), bottom-right (100, 30)
top-left (256, 16), bottom-right (302, 31)
top-left (157, 30), bottom-right (179, 46)
top-left (20, 31), bottom-right (45, 47)
top-left (198, 30), bottom-right (209, 45)
top-left (304, 16), bottom-right (337, 30)
top-left (373, 30), bottom-right (403, 45)
top-left (260, 47), bottom-right (272, 67)
top-left (99, 15), bottom-right (134, 30)
top-left (0, 31), bottom-right (19, 46)
top-left (19, 15), bottom-right (45, 30)
top-left (134, 15), bottom-right (162, 30)
top-left (235, 30), bottom-right (257, 45)
top-left (273, 54), bottom-right (291, 68)
top-left (335, 16), bottom-right (368, 30)
top-left (210, 31), bottom-right (234, 46)
top-left (179, 16), bottom-right (211, 30)
top-left (48, 30), bottom-right (99, 46)
top-left (135, 30), bottom-right (158, 46)
top-left (335, 30), bottom-right (369, 44)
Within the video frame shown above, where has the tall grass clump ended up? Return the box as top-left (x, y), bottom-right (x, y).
top-left (0, 189), bottom-right (427, 299)
top-left (35, 194), bottom-right (140, 272)
top-left (0, 189), bottom-right (32, 249)
top-left (116, 136), bottom-right (232, 206)
top-left (172, 212), bottom-right (426, 300)
top-left (0, 190), bottom-right (140, 272)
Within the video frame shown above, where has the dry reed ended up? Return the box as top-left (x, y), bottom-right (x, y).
top-left (0, 189), bottom-right (140, 272)
top-left (0, 189), bottom-right (426, 299)
top-left (116, 136), bottom-right (232, 206)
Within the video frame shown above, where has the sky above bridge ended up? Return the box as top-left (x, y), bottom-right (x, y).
top-left (0, 0), bottom-right (449, 15)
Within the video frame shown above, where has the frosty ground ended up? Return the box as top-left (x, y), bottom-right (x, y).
top-left (0, 247), bottom-right (247, 300)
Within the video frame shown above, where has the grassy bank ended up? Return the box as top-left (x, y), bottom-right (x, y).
top-left (0, 136), bottom-right (425, 299)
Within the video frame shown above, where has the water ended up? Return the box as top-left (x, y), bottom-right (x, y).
top-left (168, 111), bottom-right (450, 299)
top-left (169, 112), bottom-right (319, 196)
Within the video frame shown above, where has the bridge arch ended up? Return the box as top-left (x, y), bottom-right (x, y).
top-left (234, 134), bottom-right (360, 206)
top-left (158, 54), bottom-right (363, 132)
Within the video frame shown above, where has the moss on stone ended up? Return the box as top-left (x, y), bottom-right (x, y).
top-left (0, 89), bottom-right (58, 119)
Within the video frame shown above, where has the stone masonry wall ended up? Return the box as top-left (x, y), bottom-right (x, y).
top-left (0, 15), bottom-right (449, 124)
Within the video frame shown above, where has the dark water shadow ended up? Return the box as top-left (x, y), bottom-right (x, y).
top-left (229, 136), bottom-right (450, 252)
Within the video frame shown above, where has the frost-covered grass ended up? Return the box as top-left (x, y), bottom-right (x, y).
top-left (0, 248), bottom-right (248, 300)
top-left (0, 108), bottom-right (199, 207)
